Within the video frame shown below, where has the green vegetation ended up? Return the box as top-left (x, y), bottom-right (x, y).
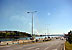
top-left (67, 31), bottom-right (72, 44)
top-left (65, 41), bottom-right (72, 50)
top-left (0, 31), bottom-right (31, 38)
top-left (65, 30), bottom-right (72, 50)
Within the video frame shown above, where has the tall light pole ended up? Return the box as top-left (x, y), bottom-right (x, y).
top-left (46, 24), bottom-right (50, 36)
top-left (27, 11), bottom-right (37, 36)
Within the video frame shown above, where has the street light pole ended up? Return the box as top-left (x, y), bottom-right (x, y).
top-left (46, 24), bottom-right (50, 37)
top-left (27, 11), bottom-right (37, 36)
top-left (32, 12), bottom-right (33, 36)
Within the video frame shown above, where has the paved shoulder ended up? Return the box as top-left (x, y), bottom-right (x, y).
top-left (0, 39), bottom-right (65, 50)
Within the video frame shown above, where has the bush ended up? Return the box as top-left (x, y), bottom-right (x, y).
top-left (67, 31), bottom-right (72, 44)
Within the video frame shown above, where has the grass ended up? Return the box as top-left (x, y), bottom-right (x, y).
top-left (65, 41), bottom-right (72, 50)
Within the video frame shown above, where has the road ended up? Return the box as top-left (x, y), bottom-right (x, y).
top-left (0, 39), bottom-right (65, 50)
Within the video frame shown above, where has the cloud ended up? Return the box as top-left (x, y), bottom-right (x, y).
top-left (29, 22), bottom-right (32, 26)
top-left (10, 15), bottom-right (26, 21)
top-left (33, 28), bottom-right (40, 35)
top-left (48, 12), bottom-right (51, 16)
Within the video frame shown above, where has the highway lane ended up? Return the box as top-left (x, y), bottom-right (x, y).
top-left (0, 39), bottom-right (65, 50)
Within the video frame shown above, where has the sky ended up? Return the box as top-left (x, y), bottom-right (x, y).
top-left (0, 0), bottom-right (72, 35)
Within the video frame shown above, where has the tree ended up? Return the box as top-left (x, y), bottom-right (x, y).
top-left (68, 31), bottom-right (72, 44)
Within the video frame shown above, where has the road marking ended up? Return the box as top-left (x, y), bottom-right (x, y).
top-left (14, 47), bottom-right (23, 50)
top-left (0, 46), bottom-right (10, 48)
top-left (44, 47), bottom-right (49, 50)
top-left (27, 47), bottom-right (36, 49)
top-left (61, 48), bottom-right (62, 50)
top-left (52, 49), bottom-right (57, 50)
top-left (26, 45), bottom-right (42, 49)
top-left (35, 48), bottom-right (40, 50)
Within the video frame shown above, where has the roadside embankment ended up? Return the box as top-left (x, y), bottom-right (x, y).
top-left (65, 41), bottom-right (72, 50)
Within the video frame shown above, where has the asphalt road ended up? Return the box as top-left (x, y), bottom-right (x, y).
top-left (0, 39), bottom-right (65, 50)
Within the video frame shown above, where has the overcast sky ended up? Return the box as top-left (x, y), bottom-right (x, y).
top-left (0, 0), bottom-right (72, 35)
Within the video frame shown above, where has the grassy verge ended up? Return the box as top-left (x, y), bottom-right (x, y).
top-left (65, 41), bottom-right (72, 50)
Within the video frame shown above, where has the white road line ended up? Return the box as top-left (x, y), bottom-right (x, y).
top-left (0, 46), bottom-right (10, 48)
top-left (27, 47), bottom-right (36, 49)
top-left (14, 47), bottom-right (23, 50)
top-left (26, 45), bottom-right (42, 49)
top-left (61, 48), bottom-right (62, 50)
top-left (35, 48), bottom-right (40, 50)
top-left (44, 47), bottom-right (49, 50)
top-left (52, 49), bottom-right (57, 50)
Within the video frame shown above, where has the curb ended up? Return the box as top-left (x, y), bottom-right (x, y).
top-left (64, 44), bottom-right (65, 50)
top-left (64, 41), bottom-right (66, 50)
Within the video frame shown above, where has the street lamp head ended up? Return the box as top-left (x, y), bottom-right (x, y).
top-left (27, 11), bottom-right (37, 13)
top-left (34, 11), bottom-right (37, 12)
top-left (27, 12), bottom-right (30, 13)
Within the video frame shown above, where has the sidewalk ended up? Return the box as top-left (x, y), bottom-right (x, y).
top-left (0, 40), bottom-right (34, 45)
top-left (0, 38), bottom-right (51, 46)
